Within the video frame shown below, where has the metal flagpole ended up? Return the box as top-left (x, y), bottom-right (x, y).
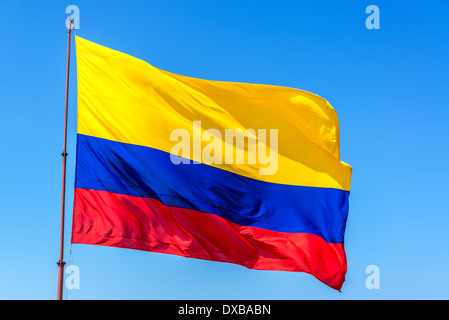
top-left (57, 16), bottom-right (73, 301)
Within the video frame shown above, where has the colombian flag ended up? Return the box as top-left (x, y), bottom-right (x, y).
top-left (71, 36), bottom-right (352, 291)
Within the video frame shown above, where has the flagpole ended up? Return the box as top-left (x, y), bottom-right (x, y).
top-left (57, 16), bottom-right (72, 301)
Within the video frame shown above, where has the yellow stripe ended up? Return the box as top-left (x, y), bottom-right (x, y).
top-left (75, 36), bottom-right (352, 190)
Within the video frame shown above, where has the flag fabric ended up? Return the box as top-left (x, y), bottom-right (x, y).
top-left (71, 36), bottom-right (352, 291)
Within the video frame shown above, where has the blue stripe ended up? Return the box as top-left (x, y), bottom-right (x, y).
top-left (75, 134), bottom-right (350, 243)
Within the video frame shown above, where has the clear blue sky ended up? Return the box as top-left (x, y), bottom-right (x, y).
top-left (0, 0), bottom-right (448, 299)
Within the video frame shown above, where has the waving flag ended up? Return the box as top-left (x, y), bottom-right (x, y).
top-left (71, 36), bottom-right (352, 291)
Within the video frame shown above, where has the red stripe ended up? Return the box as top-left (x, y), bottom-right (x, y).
top-left (71, 188), bottom-right (347, 290)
